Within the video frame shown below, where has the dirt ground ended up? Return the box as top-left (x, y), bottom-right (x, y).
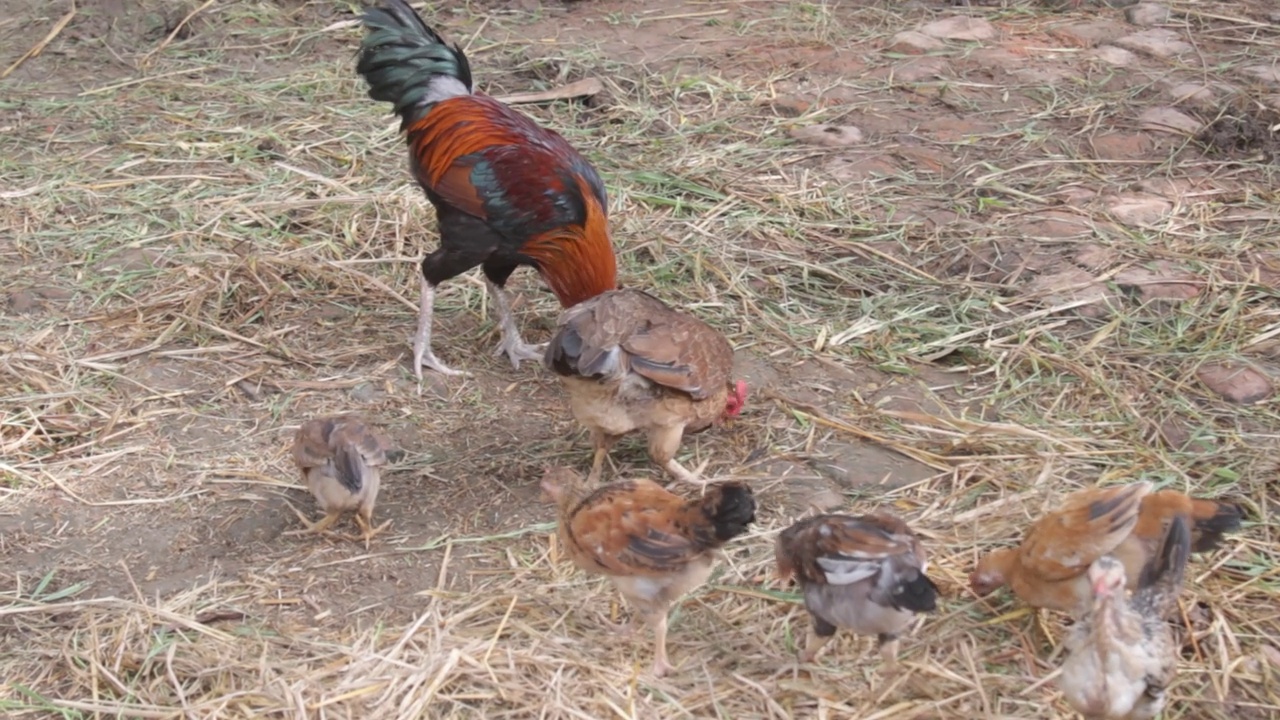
top-left (2, 0), bottom-right (1278, 718)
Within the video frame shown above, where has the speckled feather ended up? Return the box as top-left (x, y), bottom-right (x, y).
top-left (292, 415), bottom-right (393, 495)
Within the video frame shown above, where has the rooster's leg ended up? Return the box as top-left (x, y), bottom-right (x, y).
top-left (414, 276), bottom-right (468, 379)
top-left (485, 278), bottom-right (546, 370)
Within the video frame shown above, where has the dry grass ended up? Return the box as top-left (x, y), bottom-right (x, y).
top-left (2, 0), bottom-right (1279, 718)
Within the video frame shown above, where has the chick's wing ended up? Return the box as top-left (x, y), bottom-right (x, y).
top-left (1018, 482), bottom-right (1151, 582)
top-left (564, 479), bottom-right (705, 577)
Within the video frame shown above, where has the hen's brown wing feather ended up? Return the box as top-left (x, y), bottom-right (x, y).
top-left (563, 479), bottom-right (710, 577)
top-left (1018, 482), bottom-right (1151, 582)
top-left (550, 288), bottom-right (733, 399)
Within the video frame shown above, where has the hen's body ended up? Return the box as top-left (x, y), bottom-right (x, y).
top-left (541, 468), bottom-right (756, 676)
top-left (776, 513), bottom-right (939, 666)
top-left (545, 288), bottom-right (746, 485)
top-left (358, 0), bottom-right (616, 377)
top-left (291, 415), bottom-right (395, 547)
top-left (969, 482), bottom-right (1240, 615)
top-left (1059, 514), bottom-right (1190, 719)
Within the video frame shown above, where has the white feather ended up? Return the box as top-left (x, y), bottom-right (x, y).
top-left (817, 556), bottom-right (880, 586)
top-left (423, 76), bottom-right (470, 105)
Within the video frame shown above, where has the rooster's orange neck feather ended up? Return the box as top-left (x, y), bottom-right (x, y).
top-left (520, 175), bottom-right (617, 308)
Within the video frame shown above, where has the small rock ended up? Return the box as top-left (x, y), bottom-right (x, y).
top-left (1074, 244), bottom-right (1118, 270)
top-left (805, 488), bottom-right (847, 513)
top-left (1125, 3), bottom-right (1170, 26)
top-left (6, 290), bottom-right (40, 314)
top-left (826, 155), bottom-right (902, 183)
top-left (766, 95), bottom-right (814, 118)
top-left (1165, 82), bottom-right (1215, 107)
top-left (96, 247), bottom-right (165, 273)
top-left (886, 31), bottom-right (945, 55)
top-left (919, 16), bottom-right (996, 41)
top-left (1107, 195), bottom-right (1172, 226)
top-left (1114, 266), bottom-right (1201, 302)
top-left (1026, 267), bottom-right (1115, 318)
top-left (350, 382), bottom-right (381, 403)
top-left (1091, 132), bottom-right (1153, 160)
top-left (1138, 106), bottom-right (1203, 134)
top-left (890, 57), bottom-right (947, 83)
top-left (1240, 65), bottom-right (1280, 86)
top-left (789, 124), bottom-right (865, 147)
top-left (1093, 45), bottom-right (1137, 67)
top-left (1052, 21), bottom-right (1126, 48)
top-left (1196, 362), bottom-right (1273, 404)
top-left (1114, 28), bottom-right (1192, 58)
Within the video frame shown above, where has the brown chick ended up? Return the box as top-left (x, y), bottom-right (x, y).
top-left (1058, 513), bottom-right (1190, 719)
top-left (775, 513), bottom-right (939, 668)
top-left (291, 415), bottom-right (394, 548)
top-left (969, 481), bottom-right (1240, 615)
top-left (544, 288), bottom-right (748, 487)
top-left (540, 467), bottom-right (757, 677)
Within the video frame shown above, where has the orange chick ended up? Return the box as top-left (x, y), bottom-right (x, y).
top-left (540, 467), bottom-right (757, 677)
top-left (291, 415), bottom-right (395, 548)
top-left (775, 513), bottom-right (939, 668)
top-left (969, 481), bottom-right (1240, 615)
top-left (1058, 513), bottom-right (1190, 719)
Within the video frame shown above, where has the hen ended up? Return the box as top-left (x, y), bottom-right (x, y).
top-left (544, 288), bottom-right (748, 486)
top-left (775, 512), bottom-right (939, 668)
top-left (540, 467), bottom-right (756, 677)
top-left (1058, 513), bottom-right (1190, 719)
top-left (357, 0), bottom-right (617, 378)
top-left (969, 481), bottom-right (1240, 615)
top-left (291, 415), bottom-right (395, 548)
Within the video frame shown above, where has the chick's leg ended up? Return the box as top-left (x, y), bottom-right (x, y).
top-left (648, 611), bottom-right (674, 678)
top-left (485, 278), bottom-right (545, 370)
top-left (799, 615), bottom-right (838, 663)
top-left (287, 504), bottom-right (343, 536)
top-left (353, 505), bottom-right (392, 551)
top-left (877, 632), bottom-right (901, 670)
top-left (414, 276), bottom-right (468, 379)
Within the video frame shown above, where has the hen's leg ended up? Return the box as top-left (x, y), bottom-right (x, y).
top-left (413, 276), bottom-right (468, 379)
top-left (798, 615), bottom-right (838, 663)
top-left (649, 425), bottom-right (711, 486)
top-left (587, 430), bottom-right (621, 484)
top-left (485, 278), bottom-right (545, 370)
top-left (648, 611), bottom-right (674, 678)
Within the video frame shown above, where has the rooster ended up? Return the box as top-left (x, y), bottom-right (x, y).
top-left (544, 288), bottom-right (748, 486)
top-left (357, 0), bottom-right (617, 378)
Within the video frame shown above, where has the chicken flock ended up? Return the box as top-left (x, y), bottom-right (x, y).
top-left (276, 1), bottom-right (1251, 716)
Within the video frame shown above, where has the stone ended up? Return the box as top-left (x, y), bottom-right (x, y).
top-left (1114, 29), bottom-right (1192, 58)
top-left (1165, 82), bottom-right (1215, 107)
top-left (1093, 45), bottom-right (1137, 67)
top-left (1091, 132), bottom-right (1153, 161)
top-left (887, 31), bottom-right (945, 55)
top-left (1240, 65), bottom-right (1280, 86)
top-left (1107, 195), bottom-right (1172, 226)
top-left (1138, 106), bottom-right (1203, 134)
top-left (891, 57), bottom-right (947, 83)
top-left (1126, 3), bottom-right (1170, 26)
top-left (1052, 21), bottom-right (1127, 48)
top-left (919, 16), bottom-right (996, 42)
top-left (1074, 244), bottom-right (1118, 270)
top-left (789, 124), bottom-right (865, 147)
top-left (1196, 363), bottom-right (1273, 404)
top-left (1113, 265), bottom-right (1201, 302)
top-left (1026, 268), bottom-right (1115, 318)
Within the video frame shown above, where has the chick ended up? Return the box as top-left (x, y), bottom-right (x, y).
top-left (1058, 514), bottom-right (1190, 719)
top-left (291, 414), bottom-right (394, 548)
top-left (775, 512), bottom-right (939, 668)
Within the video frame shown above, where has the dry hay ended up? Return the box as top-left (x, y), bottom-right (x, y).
top-left (2, 0), bottom-right (1280, 718)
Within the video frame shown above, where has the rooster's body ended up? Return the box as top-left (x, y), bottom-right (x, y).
top-left (358, 0), bottom-right (617, 377)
